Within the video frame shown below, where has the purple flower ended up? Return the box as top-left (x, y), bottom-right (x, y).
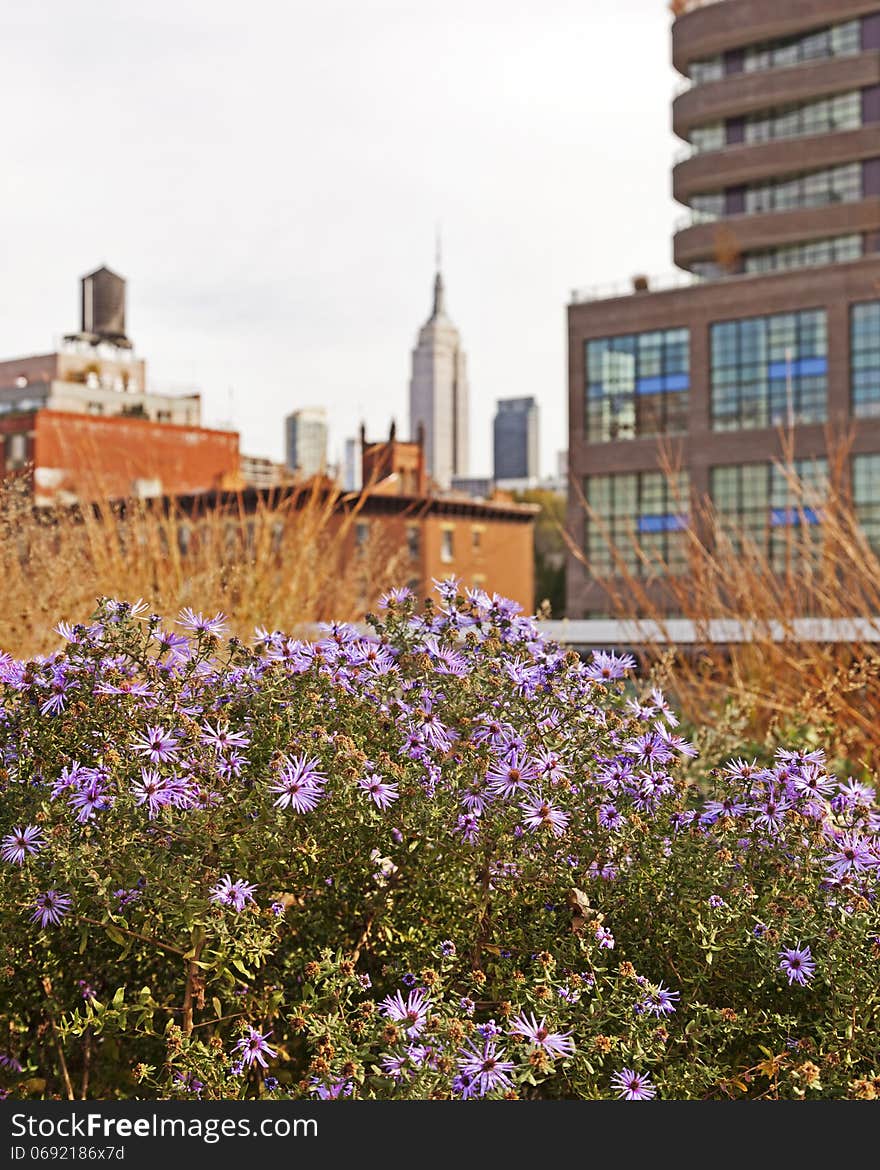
top-left (460, 997), bottom-right (475, 1017)
top-left (824, 832), bottom-right (877, 880)
top-left (30, 890), bottom-right (72, 928)
top-left (611, 1068), bottom-right (656, 1100)
top-left (210, 875), bottom-right (257, 911)
top-left (585, 650), bottom-right (636, 682)
top-left (641, 982), bottom-right (680, 1016)
top-left (309, 1078), bottom-right (352, 1099)
top-left (595, 924), bottom-right (615, 949)
top-left (269, 754), bottom-right (326, 813)
top-left (358, 773), bottom-right (400, 810)
top-left (779, 943), bottom-right (816, 987)
top-left (455, 1039), bottom-right (516, 1098)
top-left (439, 940), bottom-right (456, 958)
top-left (234, 1027), bottom-right (277, 1068)
top-left (1, 825), bottom-right (44, 865)
top-left (177, 608), bottom-right (229, 637)
top-left (519, 793), bottom-right (569, 837)
top-left (708, 895), bottom-right (725, 909)
top-left (131, 725), bottom-right (179, 765)
top-left (131, 769), bottom-right (172, 819)
top-left (509, 1012), bottom-right (575, 1058)
top-left (486, 752), bottom-right (538, 801)
top-left (201, 721), bottom-right (251, 751)
top-left (379, 989), bottom-right (432, 1039)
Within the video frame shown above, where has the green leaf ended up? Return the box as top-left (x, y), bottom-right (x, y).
top-left (212, 997), bottom-right (223, 1019)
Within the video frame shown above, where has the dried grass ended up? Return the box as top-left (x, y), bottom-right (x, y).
top-left (0, 477), bottom-right (411, 658)
top-left (567, 430), bottom-right (880, 765)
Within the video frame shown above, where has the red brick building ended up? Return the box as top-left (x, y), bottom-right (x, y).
top-left (0, 410), bottom-right (239, 505)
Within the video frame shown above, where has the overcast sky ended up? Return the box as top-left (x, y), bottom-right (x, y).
top-left (1, 0), bottom-right (680, 476)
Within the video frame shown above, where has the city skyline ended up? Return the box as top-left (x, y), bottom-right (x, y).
top-left (0, 0), bottom-right (679, 477)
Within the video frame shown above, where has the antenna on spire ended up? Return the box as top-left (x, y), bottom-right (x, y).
top-left (435, 222), bottom-right (442, 272)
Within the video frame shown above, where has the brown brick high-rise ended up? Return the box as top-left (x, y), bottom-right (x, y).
top-left (567, 0), bottom-right (880, 617)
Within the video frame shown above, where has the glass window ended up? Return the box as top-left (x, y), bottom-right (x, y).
top-left (690, 122), bottom-right (725, 154)
top-left (743, 20), bottom-right (860, 74)
top-left (744, 234), bottom-right (862, 274)
top-left (585, 328), bottom-right (690, 442)
top-left (584, 470), bottom-right (690, 578)
top-left (854, 453), bottom-right (880, 550)
top-left (744, 162), bottom-right (861, 215)
top-left (690, 56), bottom-right (724, 85)
top-left (711, 309), bottom-right (828, 432)
top-left (711, 459), bottom-right (827, 567)
top-left (744, 90), bottom-right (861, 146)
top-left (440, 527), bottom-right (454, 563)
top-left (852, 302), bottom-right (880, 419)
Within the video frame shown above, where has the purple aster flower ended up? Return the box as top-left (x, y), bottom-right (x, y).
top-left (486, 752), bottom-right (539, 800)
top-left (68, 776), bottom-right (111, 822)
top-left (708, 895), bottom-right (725, 909)
top-left (598, 803), bottom-right (624, 830)
top-left (585, 650), bottom-right (636, 682)
top-left (779, 943), bottom-right (816, 986)
top-left (455, 1039), bottom-right (516, 1098)
top-left (201, 721), bottom-right (251, 751)
top-left (131, 769), bottom-right (172, 819)
top-left (454, 813), bottom-right (481, 844)
top-left (824, 832), bottom-right (877, 880)
top-left (379, 586), bottom-right (412, 608)
top-left (379, 989), bottom-right (432, 1039)
top-left (264, 1077), bottom-right (279, 1092)
top-left (520, 793), bottom-right (569, 837)
top-left (476, 1019), bottom-right (500, 1039)
top-left (210, 875), bottom-right (257, 911)
top-left (751, 795), bottom-right (792, 835)
top-left (177, 608), bottom-right (229, 637)
top-left (611, 1068), bottom-right (656, 1100)
top-left (234, 1027), bottom-right (277, 1068)
top-left (153, 628), bottom-right (191, 657)
top-left (509, 1012), bottom-right (575, 1058)
top-left (440, 940), bottom-right (456, 958)
top-left (1, 824), bottom-right (44, 865)
top-left (310, 1078), bottom-right (352, 1099)
top-left (131, 725), bottom-right (179, 764)
top-left (0, 1054), bottom-right (23, 1073)
top-left (358, 773), bottom-right (400, 810)
top-left (269, 755), bottom-right (326, 812)
top-left (595, 924), bottom-right (615, 949)
top-left (460, 997), bottom-right (475, 1017)
top-left (31, 890), bottom-right (72, 928)
top-left (641, 982), bottom-right (680, 1016)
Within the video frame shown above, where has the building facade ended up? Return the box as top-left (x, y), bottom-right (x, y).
top-left (493, 396), bottom-right (539, 485)
top-left (0, 410), bottom-right (239, 505)
top-left (285, 408), bottom-right (328, 477)
top-left (409, 268), bottom-right (470, 490)
top-left (567, 0), bottom-right (880, 617)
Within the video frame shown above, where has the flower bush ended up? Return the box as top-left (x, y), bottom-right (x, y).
top-left (1, 582), bottom-right (879, 1100)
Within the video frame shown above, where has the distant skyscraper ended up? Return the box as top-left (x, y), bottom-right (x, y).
top-left (285, 408), bottom-right (327, 477)
top-left (494, 396), bottom-right (539, 484)
top-left (409, 265), bottom-right (469, 490)
top-left (343, 436), bottom-right (362, 491)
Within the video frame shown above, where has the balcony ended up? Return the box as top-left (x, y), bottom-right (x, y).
top-left (673, 52), bottom-right (880, 137)
top-left (673, 126), bottom-right (880, 199)
top-left (673, 196), bottom-right (880, 268)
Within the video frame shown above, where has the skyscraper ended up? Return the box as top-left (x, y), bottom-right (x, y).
top-left (409, 266), bottom-right (469, 490)
top-left (494, 396), bottom-right (539, 484)
top-left (285, 408), bottom-right (327, 478)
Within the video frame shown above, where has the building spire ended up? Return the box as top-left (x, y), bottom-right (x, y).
top-left (432, 226), bottom-right (445, 318)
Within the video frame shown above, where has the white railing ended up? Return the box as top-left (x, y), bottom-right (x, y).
top-left (540, 617), bottom-right (880, 648)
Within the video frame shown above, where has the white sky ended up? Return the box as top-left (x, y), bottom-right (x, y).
top-left (1, 0), bottom-right (680, 476)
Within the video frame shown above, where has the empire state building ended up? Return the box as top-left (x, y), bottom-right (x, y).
top-left (409, 266), bottom-right (470, 490)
